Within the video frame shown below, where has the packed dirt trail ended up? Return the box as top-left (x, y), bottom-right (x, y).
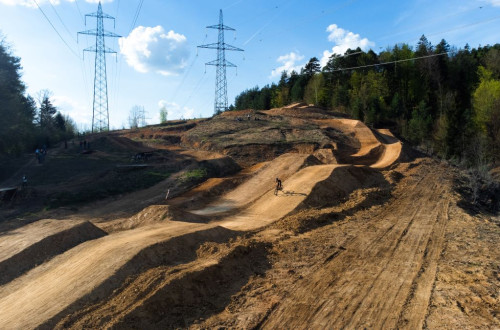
top-left (220, 164), bottom-right (341, 230)
top-left (260, 162), bottom-right (453, 329)
top-left (0, 159), bottom-right (347, 329)
top-left (191, 153), bottom-right (316, 215)
top-left (0, 222), bottom-right (214, 329)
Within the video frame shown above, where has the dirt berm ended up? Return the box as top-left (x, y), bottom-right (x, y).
top-left (99, 205), bottom-right (207, 232)
top-left (191, 153), bottom-right (321, 216)
top-left (0, 220), bottom-right (106, 286)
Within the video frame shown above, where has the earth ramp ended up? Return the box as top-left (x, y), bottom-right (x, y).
top-left (0, 219), bottom-right (106, 286)
top-left (0, 221), bottom-right (214, 329)
top-left (191, 153), bottom-right (320, 216)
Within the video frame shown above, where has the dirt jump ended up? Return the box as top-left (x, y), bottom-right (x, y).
top-left (0, 107), bottom-right (497, 329)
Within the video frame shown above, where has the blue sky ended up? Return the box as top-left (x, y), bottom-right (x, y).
top-left (0, 0), bottom-right (499, 129)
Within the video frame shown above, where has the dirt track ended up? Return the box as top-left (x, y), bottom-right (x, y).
top-left (0, 112), bottom-right (498, 328)
top-left (261, 161), bottom-right (450, 328)
top-left (0, 163), bottom-right (363, 328)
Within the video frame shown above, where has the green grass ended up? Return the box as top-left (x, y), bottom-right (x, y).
top-left (180, 168), bottom-right (207, 183)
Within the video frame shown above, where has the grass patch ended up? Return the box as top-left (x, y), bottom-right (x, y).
top-left (180, 168), bottom-right (207, 183)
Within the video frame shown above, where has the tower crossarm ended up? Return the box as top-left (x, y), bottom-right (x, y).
top-left (206, 24), bottom-right (235, 31)
top-left (198, 43), bottom-right (243, 51)
top-left (205, 59), bottom-right (236, 67)
top-left (85, 12), bottom-right (115, 20)
top-left (78, 29), bottom-right (121, 38)
top-left (83, 46), bottom-right (117, 54)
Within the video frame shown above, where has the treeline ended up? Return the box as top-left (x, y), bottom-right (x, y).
top-left (0, 37), bottom-right (76, 155)
top-left (233, 36), bottom-right (500, 165)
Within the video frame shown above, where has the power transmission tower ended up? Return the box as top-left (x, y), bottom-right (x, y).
top-left (198, 9), bottom-right (243, 115)
top-left (78, 1), bottom-right (120, 132)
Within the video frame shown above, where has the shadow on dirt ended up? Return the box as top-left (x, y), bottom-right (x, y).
top-left (276, 167), bottom-right (393, 235)
top-left (114, 241), bottom-right (271, 329)
top-left (0, 221), bottom-right (107, 287)
top-left (454, 175), bottom-right (500, 216)
top-left (42, 226), bottom-right (251, 329)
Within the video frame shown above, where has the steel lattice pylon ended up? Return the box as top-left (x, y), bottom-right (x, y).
top-left (198, 10), bottom-right (243, 115)
top-left (78, 1), bottom-right (120, 132)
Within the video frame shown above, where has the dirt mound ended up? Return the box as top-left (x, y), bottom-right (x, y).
top-left (219, 165), bottom-right (387, 231)
top-left (298, 166), bottom-right (387, 210)
top-left (54, 240), bottom-right (270, 329)
top-left (43, 226), bottom-right (242, 329)
top-left (313, 148), bottom-right (338, 164)
top-left (222, 142), bottom-right (320, 166)
top-left (0, 220), bottom-right (106, 286)
top-left (199, 156), bottom-right (241, 177)
top-left (219, 109), bottom-right (255, 117)
top-left (264, 105), bottom-right (333, 119)
top-left (100, 205), bottom-right (208, 232)
top-left (91, 135), bottom-right (155, 154)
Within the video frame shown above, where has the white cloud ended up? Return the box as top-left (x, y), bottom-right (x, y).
top-left (158, 100), bottom-right (194, 120)
top-left (483, 0), bottom-right (500, 6)
top-left (119, 26), bottom-right (189, 76)
top-left (320, 24), bottom-right (375, 67)
top-left (52, 95), bottom-right (92, 127)
top-left (0, 0), bottom-right (112, 7)
top-left (270, 52), bottom-right (305, 78)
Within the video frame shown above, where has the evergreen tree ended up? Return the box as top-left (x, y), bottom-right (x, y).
top-left (303, 57), bottom-right (321, 77)
top-left (38, 92), bottom-right (57, 129)
top-left (0, 35), bottom-right (37, 154)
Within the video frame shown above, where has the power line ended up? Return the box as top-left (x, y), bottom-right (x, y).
top-left (329, 52), bottom-right (451, 73)
top-left (129, 0), bottom-right (145, 33)
top-left (170, 54), bottom-right (199, 101)
top-left (115, 0), bottom-right (121, 17)
top-left (32, 0), bottom-right (81, 59)
top-left (74, 0), bottom-right (85, 24)
top-left (423, 15), bottom-right (500, 41)
top-left (181, 72), bottom-right (208, 110)
top-left (48, 0), bottom-right (78, 43)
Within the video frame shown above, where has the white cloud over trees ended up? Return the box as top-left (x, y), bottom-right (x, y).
top-left (320, 24), bottom-right (374, 67)
top-left (270, 52), bottom-right (305, 78)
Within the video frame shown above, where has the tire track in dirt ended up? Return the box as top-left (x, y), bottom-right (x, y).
top-left (397, 199), bottom-right (450, 328)
top-left (261, 162), bottom-right (452, 329)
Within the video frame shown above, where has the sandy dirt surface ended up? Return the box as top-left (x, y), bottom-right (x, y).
top-left (0, 109), bottom-right (497, 329)
top-left (0, 159), bottom-right (351, 328)
top-left (193, 160), bottom-right (499, 329)
top-left (0, 222), bottom-right (212, 329)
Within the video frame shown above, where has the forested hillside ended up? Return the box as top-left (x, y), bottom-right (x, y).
top-left (233, 35), bottom-right (500, 166)
top-left (0, 37), bottom-right (75, 155)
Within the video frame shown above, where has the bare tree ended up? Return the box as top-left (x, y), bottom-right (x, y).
top-left (128, 105), bottom-right (146, 129)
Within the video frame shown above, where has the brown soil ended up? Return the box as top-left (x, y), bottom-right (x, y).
top-left (0, 104), bottom-right (497, 329)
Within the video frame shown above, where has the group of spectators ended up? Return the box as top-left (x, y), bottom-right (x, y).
top-left (34, 146), bottom-right (47, 164)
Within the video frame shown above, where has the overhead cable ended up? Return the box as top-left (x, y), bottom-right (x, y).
top-left (32, 0), bottom-right (81, 59)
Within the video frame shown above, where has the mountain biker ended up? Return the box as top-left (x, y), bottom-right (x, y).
top-left (275, 177), bottom-right (282, 190)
